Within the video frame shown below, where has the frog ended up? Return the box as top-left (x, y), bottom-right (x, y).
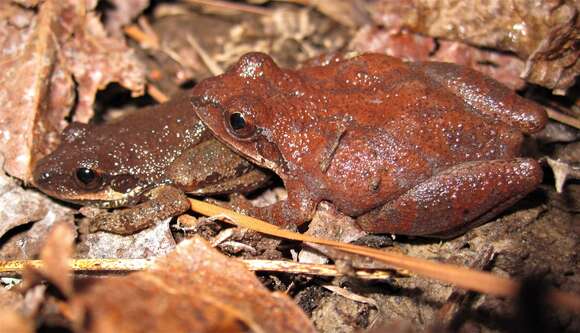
top-left (33, 92), bottom-right (270, 235)
top-left (191, 52), bottom-right (548, 237)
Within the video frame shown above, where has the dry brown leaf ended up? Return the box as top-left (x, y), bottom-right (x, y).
top-left (432, 41), bottom-right (525, 91)
top-left (0, 204), bottom-right (74, 260)
top-left (350, 27), bottom-right (436, 61)
top-left (0, 309), bottom-right (33, 333)
top-left (369, 0), bottom-right (579, 93)
top-left (67, 237), bottom-right (315, 333)
top-left (299, 202), bottom-right (366, 264)
top-left (0, 287), bottom-right (24, 312)
top-left (307, 0), bottom-right (371, 28)
top-left (37, 222), bottom-right (75, 296)
top-left (0, 0), bottom-right (145, 181)
top-left (522, 13), bottom-right (580, 95)
top-left (351, 27), bottom-right (526, 90)
top-left (0, 157), bottom-right (47, 239)
top-left (20, 222), bottom-right (75, 301)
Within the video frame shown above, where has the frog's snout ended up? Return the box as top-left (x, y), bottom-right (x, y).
top-left (190, 95), bottom-right (203, 108)
top-left (33, 170), bottom-right (51, 185)
top-left (191, 93), bottom-right (221, 109)
top-left (32, 156), bottom-right (61, 190)
top-left (32, 162), bottom-right (54, 189)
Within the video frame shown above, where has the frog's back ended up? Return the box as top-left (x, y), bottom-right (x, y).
top-left (82, 93), bottom-right (209, 181)
top-left (288, 54), bottom-right (525, 215)
top-left (296, 54), bottom-right (523, 163)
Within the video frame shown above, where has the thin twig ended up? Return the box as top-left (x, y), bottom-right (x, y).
top-left (0, 259), bottom-right (395, 280)
top-left (186, 34), bottom-right (224, 76)
top-left (547, 108), bottom-right (580, 130)
top-left (124, 24), bottom-right (159, 49)
top-left (320, 284), bottom-right (378, 307)
top-left (147, 84), bottom-right (169, 103)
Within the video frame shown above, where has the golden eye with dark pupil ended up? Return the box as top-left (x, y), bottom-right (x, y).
top-left (229, 112), bottom-right (246, 130)
top-left (76, 168), bottom-right (97, 185)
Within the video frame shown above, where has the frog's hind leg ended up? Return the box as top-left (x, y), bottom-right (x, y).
top-left (355, 158), bottom-right (542, 238)
top-left (410, 61), bottom-right (547, 134)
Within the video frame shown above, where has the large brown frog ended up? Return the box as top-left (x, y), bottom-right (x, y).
top-left (33, 93), bottom-right (270, 234)
top-left (191, 52), bottom-right (548, 237)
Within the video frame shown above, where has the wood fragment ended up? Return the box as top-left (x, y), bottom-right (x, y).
top-left (321, 284), bottom-right (378, 307)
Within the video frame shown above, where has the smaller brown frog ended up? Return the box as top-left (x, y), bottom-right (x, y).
top-left (33, 93), bottom-right (270, 234)
top-left (192, 52), bottom-right (547, 237)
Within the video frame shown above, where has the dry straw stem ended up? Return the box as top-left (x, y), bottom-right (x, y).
top-left (0, 259), bottom-right (394, 280)
top-left (124, 24), bottom-right (159, 50)
top-left (187, 34), bottom-right (224, 76)
top-left (188, 198), bottom-right (580, 314)
top-left (146, 84), bottom-right (169, 103)
top-left (546, 108), bottom-right (580, 130)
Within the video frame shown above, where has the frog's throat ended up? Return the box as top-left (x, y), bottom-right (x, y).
top-left (61, 185), bottom-right (149, 208)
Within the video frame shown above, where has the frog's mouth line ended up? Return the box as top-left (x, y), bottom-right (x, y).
top-left (52, 185), bottom-right (149, 209)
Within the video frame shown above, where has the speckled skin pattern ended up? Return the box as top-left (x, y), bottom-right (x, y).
top-left (33, 93), bottom-right (269, 234)
top-left (192, 52), bottom-right (547, 237)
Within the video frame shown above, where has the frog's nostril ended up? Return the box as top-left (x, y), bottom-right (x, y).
top-left (33, 171), bottom-right (51, 185)
top-left (191, 96), bottom-right (202, 107)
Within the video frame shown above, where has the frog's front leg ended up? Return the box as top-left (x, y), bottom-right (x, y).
top-left (167, 139), bottom-right (270, 195)
top-left (231, 183), bottom-right (319, 228)
top-left (356, 158), bottom-right (542, 238)
top-left (89, 185), bottom-right (190, 235)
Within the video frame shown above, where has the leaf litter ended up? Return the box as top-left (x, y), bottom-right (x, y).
top-left (11, 224), bottom-right (315, 333)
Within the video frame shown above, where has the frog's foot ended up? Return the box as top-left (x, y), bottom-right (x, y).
top-left (221, 193), bottom-right (257, 216)
top-left (89, 185), bottom-right (190, 235)
top-left (356, 158), bottom-right (542, 238)
top-left (411, 61), bottom-right (547, 134)
top-left (228, 189), bottom-right (317, 228)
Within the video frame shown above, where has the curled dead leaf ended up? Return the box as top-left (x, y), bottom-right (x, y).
top-left (368, 0), bottom-right (579, 93)
top-left (351, 27), bottom-right (526, 90)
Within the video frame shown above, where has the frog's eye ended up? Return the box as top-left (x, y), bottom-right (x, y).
top-left (74, 168), bottom-right (102, 189)
top-left (227, 111), bottom-right (256, 139)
